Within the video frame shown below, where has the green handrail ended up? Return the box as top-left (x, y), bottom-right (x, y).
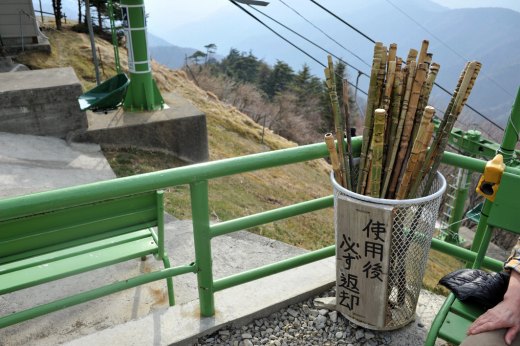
top-left (0, 135), bottom-right (493, 320)
top-left (0, 133), bottom-right (513, 323)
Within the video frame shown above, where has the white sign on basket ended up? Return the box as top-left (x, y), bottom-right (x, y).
top-left (336, 196), bottom-right (393, 328)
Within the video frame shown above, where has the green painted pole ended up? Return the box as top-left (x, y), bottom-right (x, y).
top-left (213, 245), bottom-right (335, 292)
top-left (468, 199), bottom-right (493, 268)
top-left (470, 87), bottom-right (520, 268)
top-left (120, 0), bottom-right (164, 111)
top-left (430, 237), bottom-right (502, 272)
top-left (190, 180), bottom-right (215, 317)
top-left (444, 168), bottom-right (471, 244)
top-left (108, 0), bottom-right (121, 74)
top-left (498, 87), bottom-right (520, 165)
top-left (0, 264), bottom-right (196, 329)
top-left (210, 196), bottom-right (333, 238)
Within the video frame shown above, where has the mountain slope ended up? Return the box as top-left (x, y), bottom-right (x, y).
top-left (14, 26), bottom-right (335, 250)
top-left (14, 26), bottom-right (460, 291)
top-left (164, 0), bottom-right (519, 126)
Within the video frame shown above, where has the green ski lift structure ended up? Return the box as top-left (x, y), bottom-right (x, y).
top-left (78, 0), bottom-right (164, 112)
top-left (434, 119), bottom-right (520, 244)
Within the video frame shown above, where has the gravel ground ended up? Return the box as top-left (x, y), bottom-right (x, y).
top-left (194, 287), bottom-right (447, 346)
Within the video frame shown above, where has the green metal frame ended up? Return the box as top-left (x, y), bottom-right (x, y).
top-left (425, 87), bottom-right (520, 346)
top-left (0, 190), bottom-right (185, 328)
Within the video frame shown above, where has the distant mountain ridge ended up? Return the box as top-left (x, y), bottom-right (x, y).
top-left (148, 33), bottom-right (197, 69)
top-left (157, 0), bottom-right (520, 127)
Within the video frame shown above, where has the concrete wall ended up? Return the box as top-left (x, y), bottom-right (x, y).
top-left (75, 92), bottom-right (209, 163)
top-left (0, 0), bottom-right (39, 43)
top-left (0, 67), bottom-right (88, 138)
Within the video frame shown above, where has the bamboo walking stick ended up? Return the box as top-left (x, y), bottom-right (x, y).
top-left (387, 43), bottom-right (397, 71)
top-left (425, 53), bottom-right (433, 68)
top-left (382, 61), bottom-right (396, 112)
top-left (381, 68), bottom-right (403, 197)
top-left (416, 121), bottom-right (436, 178)
top-left (421, 61), bottom-right (479, 196)
top-left (365, 46), bottom-right (387, 195)
top-left (412, 62), bottom-right (440, 144)
top-left (387, 61), bottom-right (416, 198)
top-left (370, 109), bottom-right (386, 198)
top-left (357, 55), bottom-right (381, 194)
top-left (325, 133), bottom-right (342, 184)
top-left (381, 59), bottom-right (396, 185)
top-left (325, 57), bottom-right (349, 189)
top-left (392, 62), bottom-right (427, 190)
top-left (417, 40), bottom-right (429, 66)
top-left (374, 45), bottom-right (388, 109)
top-left (408, 62), bottom-right (470, 198)
top-left (396, 106), bottom-right (435, 199)
top-left (406, 48), bottom-right (418, 66)
top-left (403, 62), bottom-right (428, 150)
top-left (342, 79), bottom-right (355, 189)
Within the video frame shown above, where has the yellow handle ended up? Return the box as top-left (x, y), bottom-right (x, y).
top-left (476, 154), bottom-right (505, 202)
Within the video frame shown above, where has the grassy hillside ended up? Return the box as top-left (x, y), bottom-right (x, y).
top-left (15, 25), bottom-right (461, 293)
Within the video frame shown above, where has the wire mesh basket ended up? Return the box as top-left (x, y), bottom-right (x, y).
top-left (331, 171), bottom-right (446, 330)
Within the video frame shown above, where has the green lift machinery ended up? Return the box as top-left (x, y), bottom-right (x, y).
top-left (78, 0), bottom-right (164, 112)
top-left (436, 120), bottom-right (520, 244)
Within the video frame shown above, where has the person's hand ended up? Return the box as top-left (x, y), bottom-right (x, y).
top-left (467, 271), bottom-right (520, 345)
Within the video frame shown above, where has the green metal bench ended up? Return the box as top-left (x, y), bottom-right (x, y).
top-left (426, 170), bottom-right (520, 345)
top-left (0, 190), bottom-right (175, 328)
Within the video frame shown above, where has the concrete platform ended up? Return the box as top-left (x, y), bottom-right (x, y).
top-left (0, 131), bottom-right (115, 198)
top-left (76, 92), bottom-right (208, 163)
top-left (0, 67), bottom-right (87, 138)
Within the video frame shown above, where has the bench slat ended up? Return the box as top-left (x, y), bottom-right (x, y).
top-left (438, 311), bottom-right (472, 345)
top-left (0, 236), bottom-right (158, 294)
top-left (0, 229), bottom-right (153, 274)
top-left (451, 299), bottom-right (485, 321)
top-left (0, 208), bottom-right (157, 263)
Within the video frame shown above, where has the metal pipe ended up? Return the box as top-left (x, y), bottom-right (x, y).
top-left (5, 136), bottom-right (511, 223)
top-left (39, 0), bottom-right (44, 22)
top-left (19, 11), bottom-right (24, 52)
top-left (120, 0), bottom-right (164, 111)
top-left (210, 196), bottom-right (333, 238)
top-left (498, 87), bottom-right (520, 164)
top-left (213, 245), bottom-right (335, 292)
top-left (85, 0), bottom-right (101, 85)
top-left (190, 180), bottom-right (215, 316)
top-left (0, 140), bottom-right (341, 221)
top-left (444, 168), bottom-right (471, 244)
top-left (108, 0), bottom-right (121, 73)
top-left (430, 237), bottom-right (502, 272)
top-left (439, 151), bottom-right (485, 173)
top-left (0, 264), bottom-right (196, 328)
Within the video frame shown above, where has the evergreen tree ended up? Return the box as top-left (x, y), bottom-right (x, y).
top-left (204, 43), bottom-right (217, 64)
top-left (77, 0), bottom-right (83, 25)
top-left (264, 60), bottom-right (294, 99)
top-left (52, 0), bottom-right (63, 30)
top-left (292, 64), bottom-right (323, 108)
top-left (189, 50), bottom-right (207, 65)
top-left (219, 49), bottom-right (261, 84)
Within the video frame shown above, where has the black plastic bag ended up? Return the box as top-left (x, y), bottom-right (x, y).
top-left (439, 269), bottom-right (510, 309)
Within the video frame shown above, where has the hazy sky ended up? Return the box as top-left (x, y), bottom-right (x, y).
top-left (145, 0), bottom-right (519, 33)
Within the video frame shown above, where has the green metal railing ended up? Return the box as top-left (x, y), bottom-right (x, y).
top-left (0, 136), bottom-right (509, 319)
top-left (2, 88), bottom-right (520, 321)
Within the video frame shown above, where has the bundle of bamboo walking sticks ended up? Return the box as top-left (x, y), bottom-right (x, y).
top-left (325, 40), bottom-right (481, 199)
